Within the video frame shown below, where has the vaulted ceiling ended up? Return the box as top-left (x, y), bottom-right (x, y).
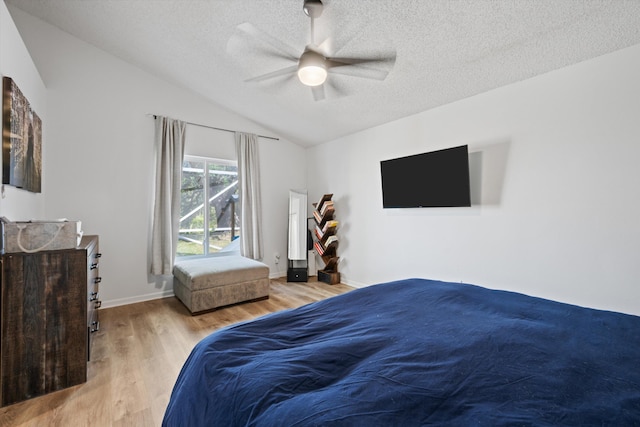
top-left (6, 0), bottom-right (640, 146)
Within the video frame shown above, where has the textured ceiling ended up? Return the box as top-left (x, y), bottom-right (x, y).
top-left (6, 0), bottom-right (640, 146)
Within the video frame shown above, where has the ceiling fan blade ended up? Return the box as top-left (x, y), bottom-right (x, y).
top-left (311, 85), bottom-right (326, 101)
top-left (330, 65), bottom-right (391, 81)
top-left (236, 22), bottom-right (301, 60)
top-left (327, 55), bottom-right (395, 67)
top-left (324, 78), bottom-right (348, 99)
top-left (245, 65), bottom-right (298, 83)
top-left (327, 54), bottom-right (396, 81)
top-left (328, 20), bottom-right (370, 57)
top-left (316, 37), bottom-right (332, 53)
top-left (310, 78), bottom-right (349, 102)
top-left (330, 67), bottom-right (389, 81)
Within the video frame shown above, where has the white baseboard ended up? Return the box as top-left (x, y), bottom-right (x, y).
top-left (341, 277), bottom-right (369, 288)
top-left (269, 270), bottom-right (287, 279)
top-left (101, 274), bottom-right (366, 309)
top-left (101, 289), bottom-right (175, 309)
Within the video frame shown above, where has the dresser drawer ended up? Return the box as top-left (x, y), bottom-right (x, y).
top-left (82, 236), bottom-right (101, 361)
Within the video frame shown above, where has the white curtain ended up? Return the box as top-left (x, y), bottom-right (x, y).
top-left (235, 132), bottom-right (263, 260)
top-left (150, 116), bottom-right (186, 275)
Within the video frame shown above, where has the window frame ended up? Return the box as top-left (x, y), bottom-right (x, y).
top-left (177, 154), bottom-right (240, 260)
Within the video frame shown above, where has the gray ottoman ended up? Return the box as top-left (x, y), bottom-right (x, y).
top-left (173, 256), bottom-right (270, 314)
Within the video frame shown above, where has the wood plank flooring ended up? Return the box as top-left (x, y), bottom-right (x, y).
top-left (0, 278), bottom-right (354, 427)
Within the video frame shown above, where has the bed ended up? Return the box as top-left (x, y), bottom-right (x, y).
top-left (163, 278), bottom-right (640, 426)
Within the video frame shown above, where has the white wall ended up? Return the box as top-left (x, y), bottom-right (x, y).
top-left (0, 0), bottom-right (46, 220)
top-left (308, 43), bottom-right (640, 316)
top-left (7, 5), bottom-right (306, 307)
top-left (8, 3), bottom-right (639, 315)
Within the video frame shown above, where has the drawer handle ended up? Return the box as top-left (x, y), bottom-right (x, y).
top-left (95, 253), bottom-right (102, 258)
top-left (91, 321), bottom-right (100, 333)
top-left (89, 292), bottom-right (99, 302)
top-left (94, 277), bottom-right (102, 284)
top-left (95, 300), bottom-right (102, 309)
top-left (90, 263), bottom-right (98, 270)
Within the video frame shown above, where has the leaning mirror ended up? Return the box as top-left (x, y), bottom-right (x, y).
top-left (288, 189), bottom-right (307, 260)
top-left (287, 189), bottom-right (308, 282)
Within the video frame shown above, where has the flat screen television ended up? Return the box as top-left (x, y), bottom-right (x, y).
top-left (380, 145), bottom-right (471, 208)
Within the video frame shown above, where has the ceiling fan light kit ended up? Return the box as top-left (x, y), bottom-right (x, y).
top-left (298, 48), bottom-right (327, 86)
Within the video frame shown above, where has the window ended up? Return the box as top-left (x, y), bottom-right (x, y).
top-left (177, 155), bottom-right (240, 257)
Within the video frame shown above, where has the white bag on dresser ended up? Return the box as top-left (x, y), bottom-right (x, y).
top-left (0, 218), bottom-right (83, 254)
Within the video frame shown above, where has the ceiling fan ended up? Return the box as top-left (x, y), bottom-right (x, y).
top-left (228, 0), bottom-right (396, 101)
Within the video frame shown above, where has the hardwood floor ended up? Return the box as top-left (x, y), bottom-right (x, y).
top-left (0, 277), bottom-right (354, 427)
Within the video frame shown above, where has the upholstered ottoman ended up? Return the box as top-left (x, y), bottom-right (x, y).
top-left (173, 256), bottom-right (270, 314)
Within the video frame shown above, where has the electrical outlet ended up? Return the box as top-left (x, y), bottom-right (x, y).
top-left (274, 252), bottom-right (280, 264)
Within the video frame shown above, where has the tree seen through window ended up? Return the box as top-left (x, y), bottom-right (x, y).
top-left (177, 156), bottom-right (240, 257)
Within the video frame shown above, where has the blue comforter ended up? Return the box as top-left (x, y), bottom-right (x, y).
top-left (163, 279), bottom-right (640, 426)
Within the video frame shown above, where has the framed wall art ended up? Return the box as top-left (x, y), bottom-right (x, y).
top-left (2, 76), bottom-right (42, 193)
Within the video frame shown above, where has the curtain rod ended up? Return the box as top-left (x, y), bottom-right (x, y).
top-left (146, 114), bottom-right (279, 141)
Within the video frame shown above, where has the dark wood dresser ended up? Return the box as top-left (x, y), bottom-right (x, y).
top-left (0, 235), bottom-right (101, 407)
